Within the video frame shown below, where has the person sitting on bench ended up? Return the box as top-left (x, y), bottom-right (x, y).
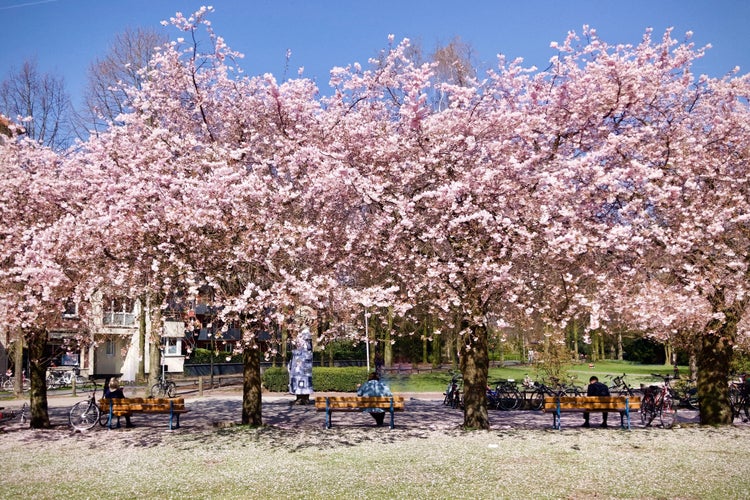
top-left (582, 375), bottom-right (610, 428)
top-left (104, 379), bottom-right (135, 428)
top-left (356, 372), bottom-right (392, 426)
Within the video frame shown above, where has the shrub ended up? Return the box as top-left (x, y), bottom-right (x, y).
top-left (262, 366), bottom-right (369, 392)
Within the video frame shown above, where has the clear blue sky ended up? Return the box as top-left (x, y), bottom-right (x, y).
top-left (1, 0), bottom-right (749, 107)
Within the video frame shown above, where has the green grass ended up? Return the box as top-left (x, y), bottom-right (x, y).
top-left (383, 360), bottom-right (681, 392)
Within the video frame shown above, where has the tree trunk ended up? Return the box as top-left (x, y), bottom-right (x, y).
top-left (13, 337), bottom-right (23, 398)
top-left (459, 322), bottom-right (489, 430)
top-left (242, 344), bottom-right (262, 426)
top-left (617, 331), bottom-right (623, 361)
top-left (664, 342), bottom-right (673, 367)
top-left (590, 333), bottom-right (598, 362)
top-left (148, 297), bottom-right (163, 388)
top-left (385, 307), bottom-right (393, 368)
top-left (137, 294), bottom-right (146, 383)
top-left (27, 328), bottom-right (50, 428)
top-left (697, 329), bottom-right (734, 425)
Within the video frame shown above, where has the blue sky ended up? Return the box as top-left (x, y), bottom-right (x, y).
top-left (1, 0), bottom-right (749, 108)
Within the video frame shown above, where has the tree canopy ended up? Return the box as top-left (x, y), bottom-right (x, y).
top-left (2, 9), bottom-right (750, 428)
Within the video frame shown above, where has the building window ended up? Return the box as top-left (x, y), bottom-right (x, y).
top-left (165, 338), bottom-right (181, 357)
top-left (105, 340), bottom-right (115, 357)
top-left (103, 297), bottom-right (136, 326)
top-left (62, 298), bottom-right (78, 319)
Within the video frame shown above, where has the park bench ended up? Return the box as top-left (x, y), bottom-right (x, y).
top-left (314, 396), bottom-right (405, 429)
top-left (100, 397), bottom-right (189, 430)
top-left (543, 395), bottom-right (641, 430)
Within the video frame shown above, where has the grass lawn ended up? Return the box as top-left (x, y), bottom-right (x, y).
top-left (384, 360), bottom-right (679, 393)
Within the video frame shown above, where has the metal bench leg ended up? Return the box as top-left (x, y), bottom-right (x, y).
top-left (625, 398), bottom-right (631, 430)
top-left (325, 398), bottom-right (332, 429)
top-left (390, 398), bottom-right (395, 429)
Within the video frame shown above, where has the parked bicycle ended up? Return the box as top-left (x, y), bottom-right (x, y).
top-left (47, 368), bottom-right (94, 392)
top-left (69, 381), bottom-right (109, 430)
top-left (1, 370), bottom-right (30, 392)
top-left (490, 379), bottom-right (522, 411)
top-left (0, 402), bottom-right (28, 425)
top-left (150, 371), bottom-right (177, 398)
top-left (607, 373), bottom-right (640, 397)
top-left (670, 378), bottom-right (699, 410)
top-left (528, 378), bottom-right (570, 411)
top-left (729, 373), bottom-right (749, 423)
top-left (640, 374), bottom-right (677, 428)
top-left (443, 373), bottom-right (462, 409)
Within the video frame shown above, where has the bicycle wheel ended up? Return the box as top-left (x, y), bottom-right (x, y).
top-left (98, 402), bottom-right (113, 427)
top-left (166, 382), bottom-right (177, 398)
top-left (659, 400), bottom-right (676, 428)
top-left (150, 383), bottom-right (164, 398)
top-left (451, 390), bottom-right (461, 409)
top-left (498, 388), bottom-right (521, 411)
top-left (69, 401), bottom-right (100, 430)
top-left (528, 389), bottom-right (544, 411)
top-left (640, 399), bottom-right (655, 426)
top-left (1, 378), bottom-right (13, 391)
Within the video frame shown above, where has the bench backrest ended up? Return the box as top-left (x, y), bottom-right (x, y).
top-left (100, 397), bottom-right (186, 412)
top-left (543, 395), bottom-right (641, 411)
top-left (314, 396), bottom-right (405, 410)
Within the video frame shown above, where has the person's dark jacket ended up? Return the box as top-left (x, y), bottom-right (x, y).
top-left (587, 381), bottom-right (610, 397)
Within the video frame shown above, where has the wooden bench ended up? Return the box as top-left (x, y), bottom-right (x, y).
top-left (543, 396), bottom-right (641, 430)
top-left (314, 396), bottom-right (405, 429)
top-left (100, 397), bottom-right (190, 430)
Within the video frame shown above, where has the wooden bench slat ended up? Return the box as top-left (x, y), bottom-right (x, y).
top-left (542, 396), bottom-right (641, 430)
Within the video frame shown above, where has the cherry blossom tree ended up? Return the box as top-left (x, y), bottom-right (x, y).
top-left (529, 27), bottom-right (750, 424)
top-left (0, 125), bottom-right (88, 427)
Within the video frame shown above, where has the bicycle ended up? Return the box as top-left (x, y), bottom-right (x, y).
top-left (68, 381), bottom-right (109, 430)
top-left (1, 371), bottom-right (30, 392)
top-left (47, 368), bottom-right (94, 392)
top-left (729, 373), bottom-right (749, 423)
top-left (443, 373), bottom-right (462, 409)
top-left (607, 373), bottom-right (640, 397)
top-left (491, 379), bottom-right (522, 411)
top-left (670, 378), bottom-right (699, 410)
top-left (527, 378), bottom-right (569, 411)
top-left (150, 371), bottom-right (177, 398)
top-left (0, 402), bottom-right (28, 425)
top-left (640, 374), bottom-right (677, 428)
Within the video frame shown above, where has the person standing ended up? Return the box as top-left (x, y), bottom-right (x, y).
top-left (583, 375), bottom-right (610, 428)
top-left (288, 327), bottom-right (314, 405)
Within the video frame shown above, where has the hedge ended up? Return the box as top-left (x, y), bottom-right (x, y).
top-left (262, 366), bottom-right (370, 392)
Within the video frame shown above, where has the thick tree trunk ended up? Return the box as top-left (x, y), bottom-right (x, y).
top-left (697, 293), bottom-right (743, 425)
top-left (242, 344), bottom-right (263, 426)
top-left (459, 322), bottom-right (489, 430)
top-left (27, 328), bottom-right (50, 428)
top-left (697, 330), bottom-right (734, 425)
